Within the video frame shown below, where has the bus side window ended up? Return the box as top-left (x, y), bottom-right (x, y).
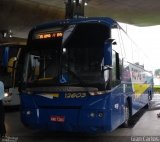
top-left (112, 51), bottom-right (121, 87)
top-left (30, 55), bottom-right (40, 77)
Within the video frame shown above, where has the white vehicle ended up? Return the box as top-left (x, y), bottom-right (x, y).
top-left (0, 44), bottom-right (25, 106)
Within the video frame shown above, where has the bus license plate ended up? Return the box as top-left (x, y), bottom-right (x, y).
top-left (50, 116), bottom-right (65, 122)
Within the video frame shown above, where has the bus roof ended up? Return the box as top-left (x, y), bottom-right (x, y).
top-left (29, 17), bottom-right (118, 34)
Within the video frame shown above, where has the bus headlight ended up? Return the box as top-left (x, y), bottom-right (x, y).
top-left (26, 111), bottom-right (31, 115)
top-left (90, 112), bottom-right (95, 117)
top-left (89, 91), bottom-right (105, 96)
top-left (89, 112), bottom-right (104, 118)
top-left (98, 112), bottom-right (104, 118)
top-left (4, 92), bottom-right (9, 97)
top-left (4, 89), bottom-right (12, 98)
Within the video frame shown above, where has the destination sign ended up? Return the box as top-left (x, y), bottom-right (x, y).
top-left (34, 32), bottom-right (63, 39)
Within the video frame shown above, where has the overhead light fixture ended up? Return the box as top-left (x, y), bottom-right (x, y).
top-left (84, 2), bottom-right (88, 6)
top-left (8, 29), bottom-right (13, 38)
top-left (3, 32), bottom-right (7, 38)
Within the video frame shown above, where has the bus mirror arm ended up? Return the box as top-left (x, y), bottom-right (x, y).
top-left (18, 83), bottom-right (22, 93)
top-left (103, 65), bottom-right (112, 90)
top-left (103, 65), bottom-right (112, 71)
top-left (101, 65), bottom-right (112, 72)
top-left (106, 38), bottom-right (117, 45)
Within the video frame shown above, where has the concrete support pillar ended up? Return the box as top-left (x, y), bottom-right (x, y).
top-left (65, 0), bottom-right (85, 19)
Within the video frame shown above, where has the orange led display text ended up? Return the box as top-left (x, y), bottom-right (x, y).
top-left (37, 32), bottom-right (63, 39)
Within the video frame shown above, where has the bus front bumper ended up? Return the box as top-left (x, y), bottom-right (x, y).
top-left (21, 108), bottom-right (111, 133)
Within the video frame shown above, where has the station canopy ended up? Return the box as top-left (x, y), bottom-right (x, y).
top-left (0, 0), bottom-right (160, 39)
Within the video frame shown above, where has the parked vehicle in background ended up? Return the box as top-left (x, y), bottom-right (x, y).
top-left (0, 44), bottom-right (25, 106)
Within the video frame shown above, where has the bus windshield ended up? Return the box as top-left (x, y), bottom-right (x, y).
top-left (25, 23), bottom-right (109, 90)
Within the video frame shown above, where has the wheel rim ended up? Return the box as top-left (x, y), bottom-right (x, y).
top-left (124, 105), bottom-right (129, 123)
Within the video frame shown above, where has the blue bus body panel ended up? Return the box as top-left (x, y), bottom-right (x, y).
top-left (20, 84), bottom-right (152, 133)
top-left (33, 17), bottom-right (116, 30)
top-left (20, 92), bottom-right (113, 132)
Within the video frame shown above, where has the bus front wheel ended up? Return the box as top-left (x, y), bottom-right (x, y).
top-left (122, 102), bottom-right (130, 127)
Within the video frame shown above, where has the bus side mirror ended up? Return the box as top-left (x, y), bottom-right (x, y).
top-left (115, 53), bottom-right (120, 80)
top-left (103, 65), bottom-right (112, 90)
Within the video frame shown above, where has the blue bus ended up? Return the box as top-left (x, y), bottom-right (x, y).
top-left (19, 17), bottom-right (153, 133)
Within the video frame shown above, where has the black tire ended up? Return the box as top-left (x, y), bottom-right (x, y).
top-left (146, 92), bottom-right (152, 109)
top-left (122, 102), bottom-right (130, 128)
top-left (148, 91), bottom-right (152, 101)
